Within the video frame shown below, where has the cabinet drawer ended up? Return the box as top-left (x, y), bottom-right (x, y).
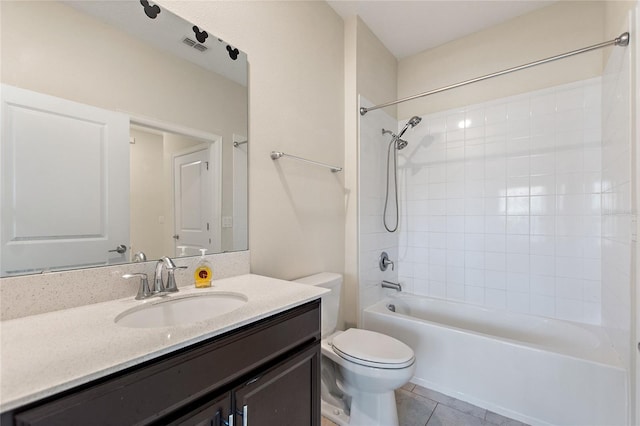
top-left (11, 300), bottom-right (320, 426)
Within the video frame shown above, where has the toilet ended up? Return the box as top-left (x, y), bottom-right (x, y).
top-left (294, 273), bottom-right (415, 426)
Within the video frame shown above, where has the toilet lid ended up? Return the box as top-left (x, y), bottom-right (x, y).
top-left (331, 329), bottom-right (415, 369)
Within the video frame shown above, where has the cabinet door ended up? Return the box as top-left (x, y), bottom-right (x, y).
top-left (234, 344), bottom-right (320, 426)
top-left (165, 393), bottom-right (231, 426)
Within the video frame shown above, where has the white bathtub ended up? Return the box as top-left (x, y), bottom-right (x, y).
top-left (362, 295), bottom-right (628, 426)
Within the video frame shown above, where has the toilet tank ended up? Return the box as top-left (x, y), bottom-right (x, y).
top-left (293, 272), bottom-right (342, 337)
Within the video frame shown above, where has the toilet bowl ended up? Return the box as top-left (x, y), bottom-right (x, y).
top-left (294, 273), bottom-right (415, 426)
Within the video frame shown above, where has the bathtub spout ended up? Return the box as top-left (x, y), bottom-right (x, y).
top-left (381, 280), bottom-right (402, 291)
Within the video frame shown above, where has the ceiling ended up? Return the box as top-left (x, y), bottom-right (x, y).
top-left (327, 1), bottom-right (556, 59)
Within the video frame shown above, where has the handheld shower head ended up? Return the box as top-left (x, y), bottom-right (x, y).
top-left (393, 116), bottom-right (422, 149)
top-left (408, 116), bottom-right (422, 127)
top-left (397, 116), bottom-right (422, 139)
top-left (384, 116), bottom-right (422, 232)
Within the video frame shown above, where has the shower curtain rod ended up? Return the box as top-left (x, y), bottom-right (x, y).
top-left (359, 32), bottom-right (630, 116)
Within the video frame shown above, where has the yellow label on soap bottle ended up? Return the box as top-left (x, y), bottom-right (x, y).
top-left (194, 248), bottom-right (212, 288)
top-left (194, 266), bottom-right (212, 288)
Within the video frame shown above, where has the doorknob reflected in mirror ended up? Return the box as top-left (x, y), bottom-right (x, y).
top-left (108, 245), bottom-right (127, 254)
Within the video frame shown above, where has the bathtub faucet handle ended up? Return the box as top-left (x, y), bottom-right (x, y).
top-left (379, 251), bottom-right (395, 271)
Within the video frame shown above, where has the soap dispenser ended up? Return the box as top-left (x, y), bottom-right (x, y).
top-left (194, 248), bottom-right (212, 288)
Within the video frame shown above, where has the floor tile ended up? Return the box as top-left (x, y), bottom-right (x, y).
top-left (426, 404), bottom-right (490, 426)
top-left (485, 410), bottom-right (529, 426)
top-left (396, 388), bottom-right (438, 426)
top-left (322, 383), bottom-right (526, 426)
top-left (321, 416), bottom-right (338, 426)
top-left (402, 382), bottom-right (417, 392)
top-left (412, 385), bottom-right (487, 420)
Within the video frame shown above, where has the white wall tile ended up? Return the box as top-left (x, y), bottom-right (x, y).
top-left (361, 77), bottom-right (610, 325)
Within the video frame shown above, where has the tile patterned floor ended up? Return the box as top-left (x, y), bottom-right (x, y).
top-left (321, 382), bottom-right (529, 426)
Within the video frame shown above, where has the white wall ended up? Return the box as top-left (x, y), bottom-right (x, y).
top-left (398, 1), bottom-right (606, 118)
top-left (232, 137), bottom-right (248, 252)
top-left (161, 1), bottom-right (346, 280)
top-left (395, 78), bottom-right (603, 324)
top-left (130, 129), bottom-right (165, 260)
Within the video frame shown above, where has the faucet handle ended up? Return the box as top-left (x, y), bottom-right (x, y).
top-left (123, 273), bottom-right (152, 300)
top-left (165, 266), bottom-right (187, 292)
top-left (379, 251), bottom-right (395, 271)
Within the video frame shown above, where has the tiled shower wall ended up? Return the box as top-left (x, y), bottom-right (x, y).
top-left (396, 78), bottom-right (603, 324)
top-left (358, 97), bottom-right (400, 319)
top-left (602, 31), bottom-right (633, 366)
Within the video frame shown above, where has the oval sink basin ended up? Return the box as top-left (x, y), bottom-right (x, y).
top-left (115, 292), bottom-right (248, 328)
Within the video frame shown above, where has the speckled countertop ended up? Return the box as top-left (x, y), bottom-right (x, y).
top-left (0, 274), bottom-right (326, 412)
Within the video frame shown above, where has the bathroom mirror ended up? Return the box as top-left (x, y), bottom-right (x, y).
top-left (0, 1), bottom-right (248, 277)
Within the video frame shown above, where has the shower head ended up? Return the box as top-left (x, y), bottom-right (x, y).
top-left (392, 116), bottom-right (422, 149)
top-left (396, 138), bottom-right (408, 150)
top-left (408, 116), bottom-right (422, 127)
top-left (397, 116), bottom-right (422, 139)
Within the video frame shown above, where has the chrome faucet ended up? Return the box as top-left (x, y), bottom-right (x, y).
top-left (122, 273), bottom-right (152, 300)
top-left (381, 280), bottom-right (402, 292)
top-left (154, 256), bottom-right (187, 294)
top-left (153, 259), bottom-right (167, 294)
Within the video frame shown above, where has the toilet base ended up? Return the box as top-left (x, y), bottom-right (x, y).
top-left (346, 389), bottom-right (399, 426)
top-left (320, 391), bottom-right (399, 426)
top-left (321, 399), bottom-right (350, 426)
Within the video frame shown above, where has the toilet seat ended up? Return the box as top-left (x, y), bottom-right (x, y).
top-left (331, 328), bottom-right (415, 369)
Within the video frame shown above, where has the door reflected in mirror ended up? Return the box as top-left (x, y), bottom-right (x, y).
top-left (0, 1), bottom-right (248, 277)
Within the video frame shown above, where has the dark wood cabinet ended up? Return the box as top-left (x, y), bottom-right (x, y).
top-left (167, 393), bottom-right (231, 426)
top-left (2, 300), bottom-right (320, 426)
top-left (234, 344), bottom-right (319, 426)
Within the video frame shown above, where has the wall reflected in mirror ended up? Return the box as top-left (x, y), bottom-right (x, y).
top-left (0, 1), bottom-right (248, 277)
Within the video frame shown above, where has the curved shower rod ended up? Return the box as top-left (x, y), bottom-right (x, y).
top-left (360, 32), bottom-right (630, 116)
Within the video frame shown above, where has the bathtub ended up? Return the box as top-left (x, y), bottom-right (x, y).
top-left (362, 295), bottom-right (627, 426)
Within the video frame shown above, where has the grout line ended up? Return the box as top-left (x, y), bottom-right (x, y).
top-left (424, 402), bottom-right (438, 426)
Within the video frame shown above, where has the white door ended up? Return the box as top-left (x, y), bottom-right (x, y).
top-left (173, 148), bottom-right (216, 256)
top-left (0, 84), bottom-right (130, 275)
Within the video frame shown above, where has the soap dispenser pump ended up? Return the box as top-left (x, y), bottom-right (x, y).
top-left (194, 248), bottom-right (212, 288)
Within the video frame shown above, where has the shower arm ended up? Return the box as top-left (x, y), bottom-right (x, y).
top-left (360, 32), bottom-right (630, 116)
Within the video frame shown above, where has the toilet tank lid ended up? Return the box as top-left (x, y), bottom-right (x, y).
top-left (293, 272), bottom-right (342, 287)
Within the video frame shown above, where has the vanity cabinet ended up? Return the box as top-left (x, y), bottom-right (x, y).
top-left (3, 300), bottom-right (320, 426)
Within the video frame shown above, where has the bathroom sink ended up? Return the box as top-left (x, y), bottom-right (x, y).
top-left (114, 292), bottom-right (248, 328)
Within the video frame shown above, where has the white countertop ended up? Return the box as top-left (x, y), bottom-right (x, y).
top-left (0, 274), bottom-right (326, 412)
